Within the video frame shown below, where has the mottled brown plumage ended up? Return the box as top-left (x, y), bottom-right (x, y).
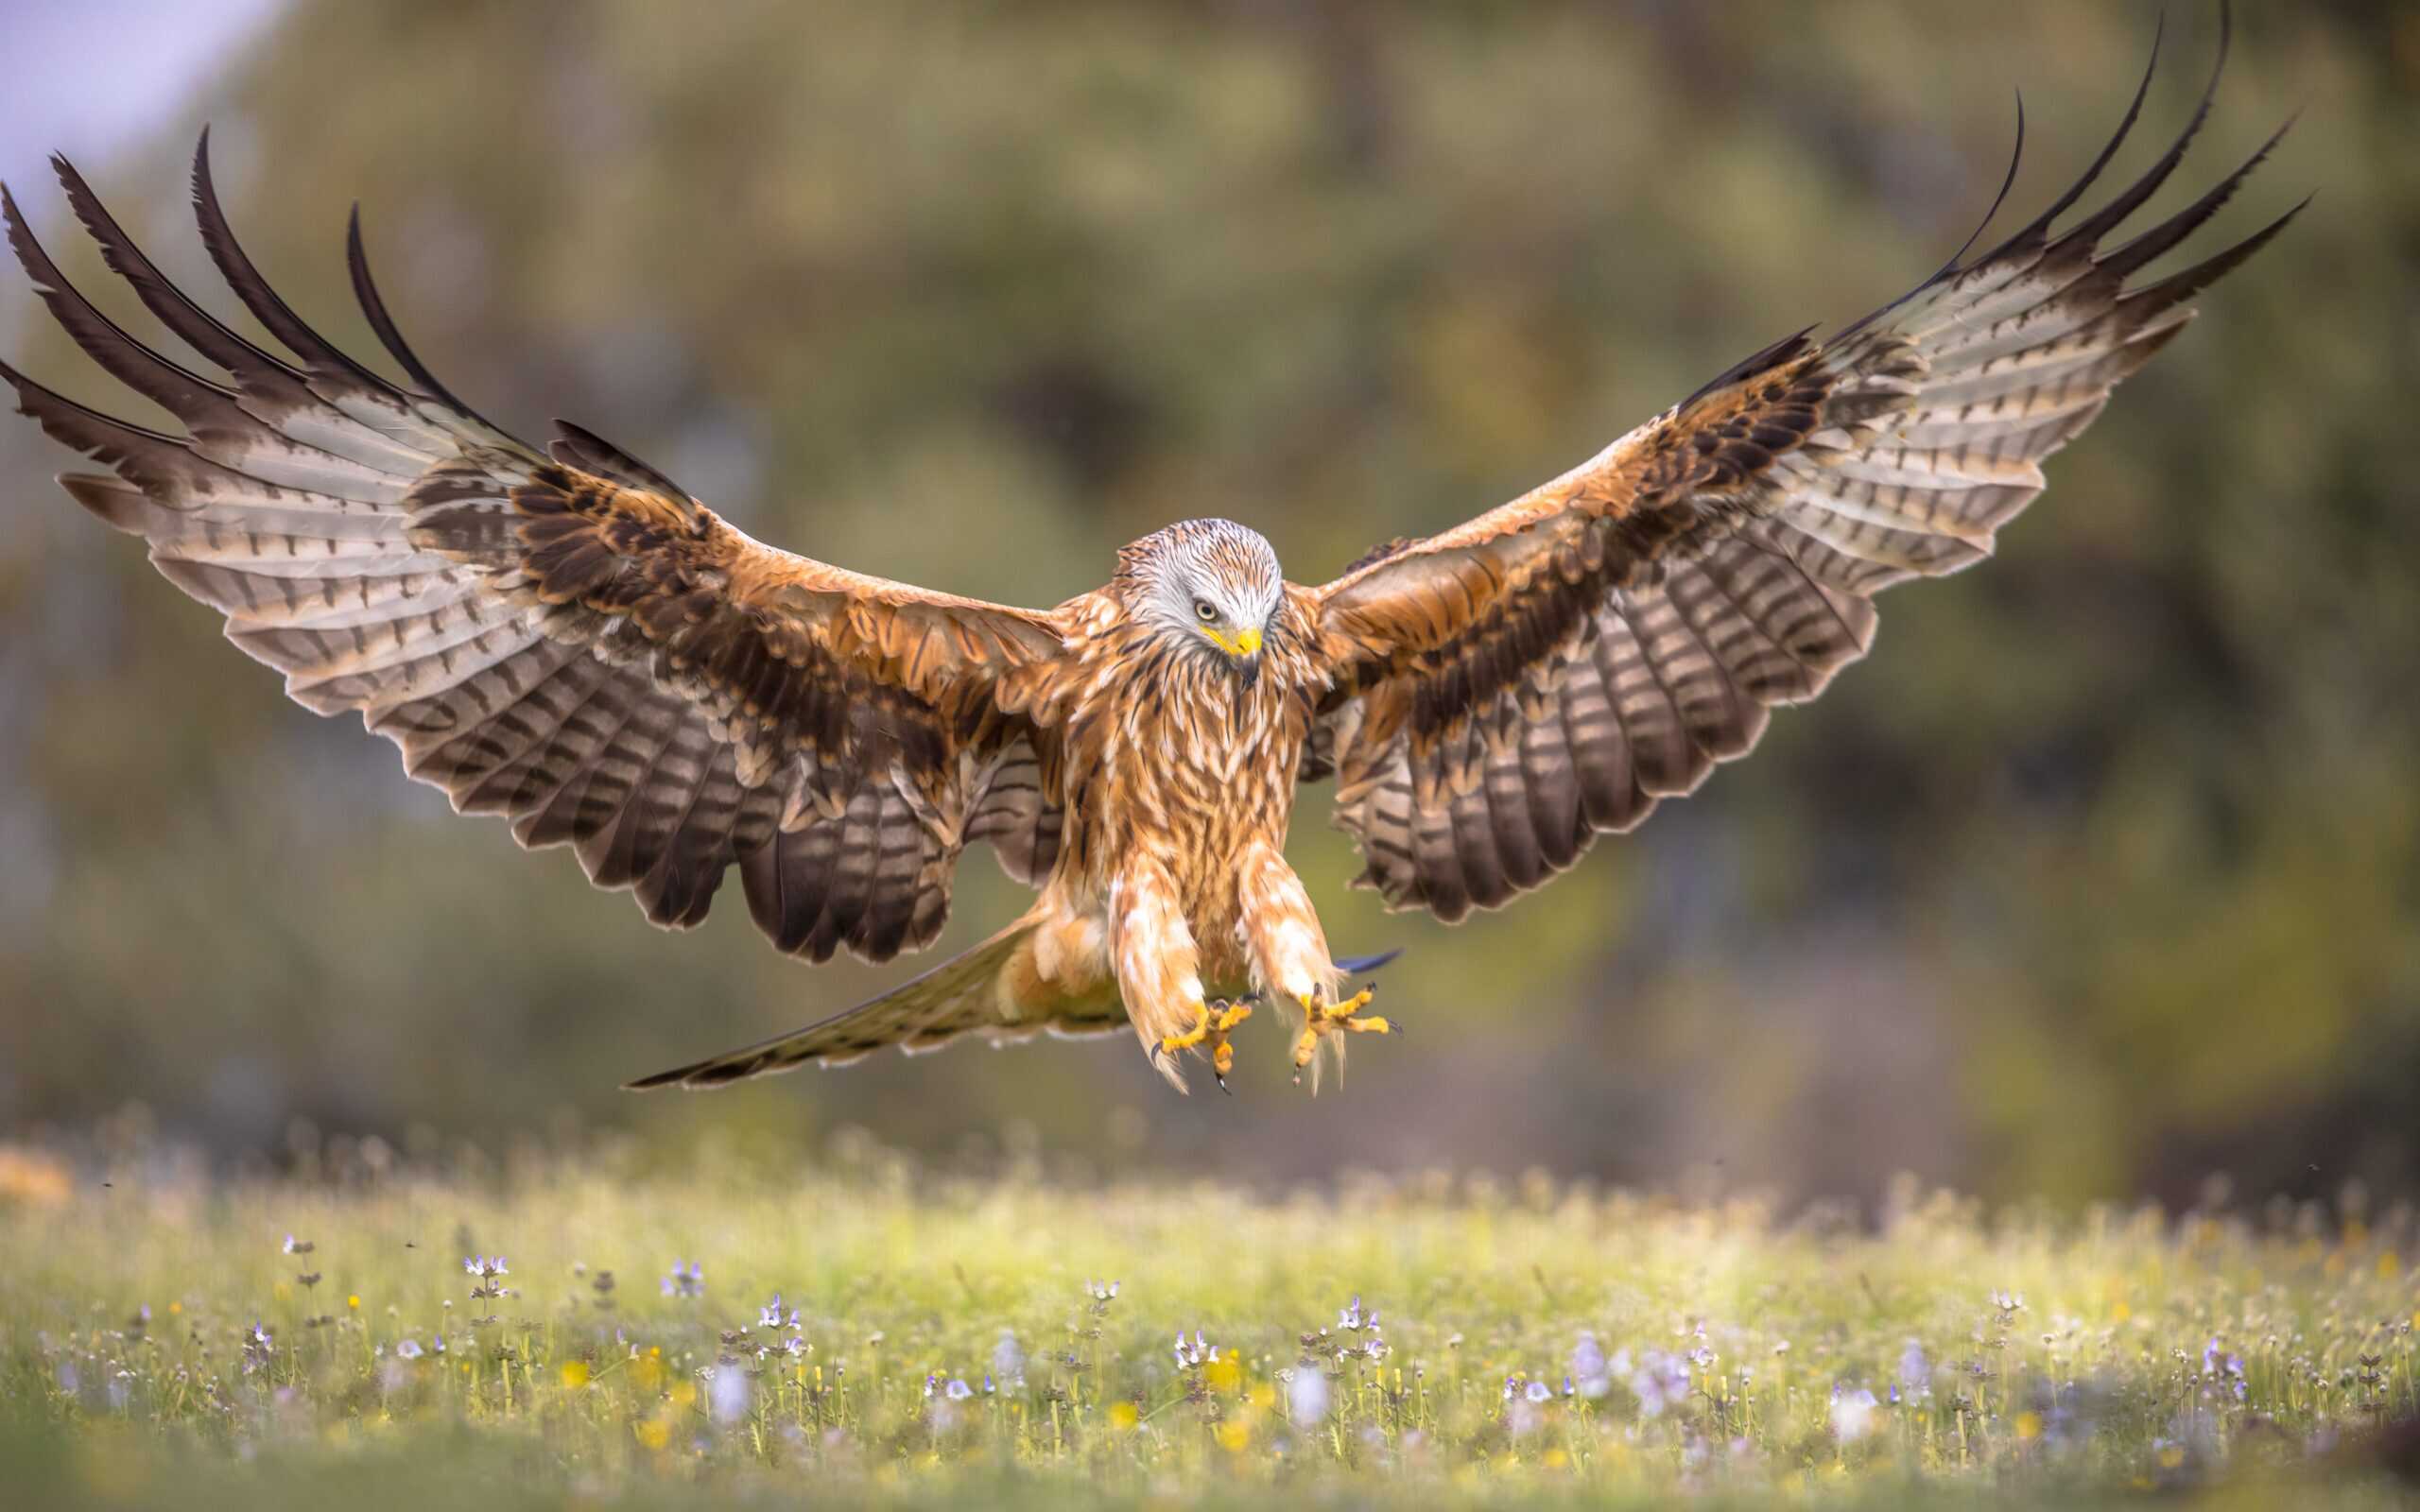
top-left (5, 17), bottom-right (2294, 1093)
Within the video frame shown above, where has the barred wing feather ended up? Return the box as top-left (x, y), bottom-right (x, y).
top-left (3, 135), bottom-right (1069, 964)
top-left (1305, 16), bottom-right (2299, 921)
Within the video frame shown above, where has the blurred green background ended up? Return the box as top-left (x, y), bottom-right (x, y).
top-left (0, 0), bottom-right (2411, 1208)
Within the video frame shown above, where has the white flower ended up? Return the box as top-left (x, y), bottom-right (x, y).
top-left (1286, 1366), bottom-right (1330, 1426)
top-left (708, 1366), bottom-right (751, 1425)
top-left (1830, 1384), bottom-right (1879, 1443)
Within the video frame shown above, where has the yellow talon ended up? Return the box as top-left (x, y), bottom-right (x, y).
top-left (1290, 986), bottom-right (1392, 1078)
top-left (1318, 988), bottom-right (1374, 1022)
top-left (1161, 1000), bottom-right (1254, 1084)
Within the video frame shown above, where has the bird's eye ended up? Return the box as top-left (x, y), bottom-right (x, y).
top-left (1193, 599), bottom-right (1219, 623)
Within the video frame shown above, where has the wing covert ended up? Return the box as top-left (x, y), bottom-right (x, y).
top-left (4, 136), bottom-right (1070, 963)
top-left (1300, 15), bottom-right (2298, 921)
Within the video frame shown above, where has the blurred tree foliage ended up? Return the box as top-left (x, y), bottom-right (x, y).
top-left (0, 1), bottom-right (2411, 1206)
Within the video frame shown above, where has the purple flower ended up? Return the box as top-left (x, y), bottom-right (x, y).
top-left (1897, 1341), bottom-right (1932, 1400)
top-left (1570, 1332), bottom-right (1612, 1400)
top-left (992, 1331), bottom-right (1027, 1387)
top-left (1630, 1349), bottom-right (1690, 1418)
top-left (662, 1261), bottom-right (704, 1298)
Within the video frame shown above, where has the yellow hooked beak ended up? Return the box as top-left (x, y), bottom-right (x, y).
top-left (1201, 624), bottom-right (1262, 660)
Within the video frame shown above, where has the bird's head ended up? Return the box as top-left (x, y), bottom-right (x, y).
top-left (1117, 519), bottom-right (1284, 684)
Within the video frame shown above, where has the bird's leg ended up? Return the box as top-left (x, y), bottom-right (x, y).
top-left (1110, 863), bottom-right (1217, 1091)
top-left (1231, 840), bottom-right (1395, 1087)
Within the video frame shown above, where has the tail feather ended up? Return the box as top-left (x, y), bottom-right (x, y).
top-left (625, 922), bottom-right (1034, 1090)
top-left (625, 936), bottom-right (1406, 1091)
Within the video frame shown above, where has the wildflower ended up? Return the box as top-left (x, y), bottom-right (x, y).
top-left (1830, 1383), bottom-right (1879, 1443)
top-left (708, 1366), bottom-right (750, 1426)
top-left (1897, 1341), bottom-right (1932, 1400)
top-left (1509, 1397), bottom-right (1543, 1436)
top-left (944, 1377), bottom-right (974, 1400)
top-left (1630, 1349), bottom-right (1689, 1418)
top-left (1174, 1330), bottom-right (1218, 1370)
top-left (1525, 1379), bottom-right (1552, 1404)
top-left (282, 1235), bottom-right (314, 1255)
top-left (241, 1321), bottom-right (275, 1374)
top-left (662, 1261), bottom-right (704, 1298)
top-left (395, 1338), bottom-right (424, 1361)
top-left (1286, 1366), bottom-right (1330, 1425)
top-left (780, 1333), bottom-right (807, 1358)
top-left (992, 1331), bottom-right (1027, 1387)
top-left (759, 1294), bottom-right (798, 1331)
top-left (1338, 1296), bottom-right (1379, 1332)
top-left (1084, 1280), bottom-right (1120, 1302)
top-left (462, 1255), bottom-right (507, 1279)
top-left (1570, 1332), bottom-right (1612, 1399)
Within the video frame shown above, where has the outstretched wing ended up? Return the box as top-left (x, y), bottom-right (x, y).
top-left (4, 135), bottom-right (1072, 964)
top-left (1300, 18), bottom-right (2299, 922)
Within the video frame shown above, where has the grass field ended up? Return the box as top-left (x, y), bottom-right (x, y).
top-left (2, 1135), bottom-right (2415, 1509)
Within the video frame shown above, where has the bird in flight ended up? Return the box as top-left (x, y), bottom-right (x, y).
top-left (5, 16), bottom-right (2292, 1095)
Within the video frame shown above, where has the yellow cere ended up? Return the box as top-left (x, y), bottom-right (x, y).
top-left (1201, 625), bottom-right (1261, 659)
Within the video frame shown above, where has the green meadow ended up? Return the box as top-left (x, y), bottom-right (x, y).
top-left (3, 1138), bottom-right (2413, 1509)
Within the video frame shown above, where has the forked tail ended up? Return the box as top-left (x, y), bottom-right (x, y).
top-left (625, 934), bottom-right (1406, 1091)
top-left (626, 922), bottom-right (1042, 1091)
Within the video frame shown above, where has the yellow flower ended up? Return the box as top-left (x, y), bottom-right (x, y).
top-left (560, 1361), bottom-right (591, 1390)
top-left (2157, 1446), bottom-right (2186, 1469)
top-left (633, 1416), bottom-right (672, 1451)
top-left (2016, 1411), bottom-right (2042, 1441)
top-left (1215, 1419), bottom-right (1250, 1452)
top-left (1108, 1401), bottom-right (1138, 1432)
top-left (1205, 1356), bottom-right (1241, 1395)
top-left (347, 1296), bottom-right (360, 1311)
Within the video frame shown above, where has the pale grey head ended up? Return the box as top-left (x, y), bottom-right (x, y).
top-left (1116, 517), bottom-right (1285, 680)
